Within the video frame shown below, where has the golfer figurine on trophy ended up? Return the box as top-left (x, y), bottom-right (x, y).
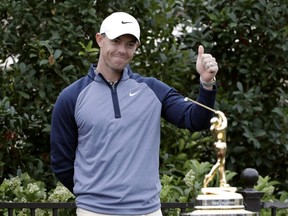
top-left (182, 97), bottom-right (256, 216)
top-left (204, 110), bottom-right (229, 188)
top-left (202, 110), bottom-right (236, 194)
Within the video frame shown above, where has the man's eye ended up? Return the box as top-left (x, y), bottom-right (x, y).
top-left (113, 39), bottom-right (120, 44)
top-left (127, 43), bottom-right (135, 47)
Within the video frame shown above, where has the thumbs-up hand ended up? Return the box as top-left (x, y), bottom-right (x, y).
top-left (196, 45), bottom-right (218, 88)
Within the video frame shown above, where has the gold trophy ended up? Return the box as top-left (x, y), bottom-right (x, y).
top-left (182, 98), bottom-right (256, 216)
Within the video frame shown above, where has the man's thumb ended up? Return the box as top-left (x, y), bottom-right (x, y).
top-left (198, 45), bottom-right (204, 57)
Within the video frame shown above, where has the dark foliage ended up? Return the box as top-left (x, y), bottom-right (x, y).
top-left (0, 0), bottom-right (287, 193)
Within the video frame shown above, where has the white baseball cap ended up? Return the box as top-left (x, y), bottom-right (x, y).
top-left (100, 12), bottom-right (140, 42)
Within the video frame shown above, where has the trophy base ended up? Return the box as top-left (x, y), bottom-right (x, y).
top-left (181, 187), bottom-right (257, 216)
top-left (201, 187), bottom-right (238, 195)
top-left (196, 188), bottom-right (244, 210)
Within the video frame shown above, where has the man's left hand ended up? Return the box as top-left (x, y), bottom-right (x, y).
top-left (196, 45), bottom-right (218, 82)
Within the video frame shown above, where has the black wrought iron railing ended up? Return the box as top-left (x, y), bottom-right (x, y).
top-left (1, 169), bottom-right (287, 216)
top-left (0, 201), bottom-right (288, 216)
top-left (261, 201), bottom-right (288, 216)
top-left (0, 202), bottom-right (194, 216)
top-left (0, 202), bottom-right (75, 216)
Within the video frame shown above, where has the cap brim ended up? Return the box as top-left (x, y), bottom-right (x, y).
top-left (104, 27), bottom-right (140, 42)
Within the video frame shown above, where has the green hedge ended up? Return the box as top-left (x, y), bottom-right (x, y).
top-left (0, 0), bottom-right (287, 196)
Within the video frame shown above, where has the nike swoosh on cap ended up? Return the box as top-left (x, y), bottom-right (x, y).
top-left (122, 21), bottom-right (133, 24)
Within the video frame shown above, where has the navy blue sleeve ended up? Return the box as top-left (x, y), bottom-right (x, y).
top-left (162, 86), bottom-right (216, 131)
top-left (142, 78), bottom-right (217, 131)
top-left (50, 71), bottom-right (94, 193)
top-left (50, 88), bottom-right (78, 193)
top-left (144, 77), bottom-right (216, 131)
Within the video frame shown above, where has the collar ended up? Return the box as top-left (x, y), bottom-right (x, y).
top-left (88, 64), bottom-right (131, 83)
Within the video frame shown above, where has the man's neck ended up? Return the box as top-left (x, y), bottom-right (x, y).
top-left (95, 65), bottom-right (122, 83)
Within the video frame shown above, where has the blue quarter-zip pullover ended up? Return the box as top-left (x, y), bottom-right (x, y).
top-left (50, 64), bottom-right (216, 215)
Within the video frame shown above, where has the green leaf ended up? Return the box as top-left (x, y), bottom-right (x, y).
top-left (254, 129), bottom-right (266, 137)
top-left (53, 49), bottom-right (62, 60)
top-left (236, 82), bottom-right (243, 92)
top-left (62, 65), bottom-right (74, 72)
top-left (19, 63), bottom-right (27, 73)
top-left (39, 59), bottom-right (49, 66)
top-left (18, 91), bottom-right (30, 99)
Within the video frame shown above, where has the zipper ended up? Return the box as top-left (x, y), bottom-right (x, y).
top-left (98, 73), bottom-right (121, 119)
top-left (110, 82), bottom-right (121, 118)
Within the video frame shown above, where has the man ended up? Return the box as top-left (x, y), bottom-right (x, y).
top-left (50, 12), bottom-right (218, 216)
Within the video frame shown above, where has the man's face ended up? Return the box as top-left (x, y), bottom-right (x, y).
top-left (97, 34), bottom-right (139, 72)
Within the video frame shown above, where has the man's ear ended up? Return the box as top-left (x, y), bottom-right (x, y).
top-left (95, 33), bottom-right (103, 47)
